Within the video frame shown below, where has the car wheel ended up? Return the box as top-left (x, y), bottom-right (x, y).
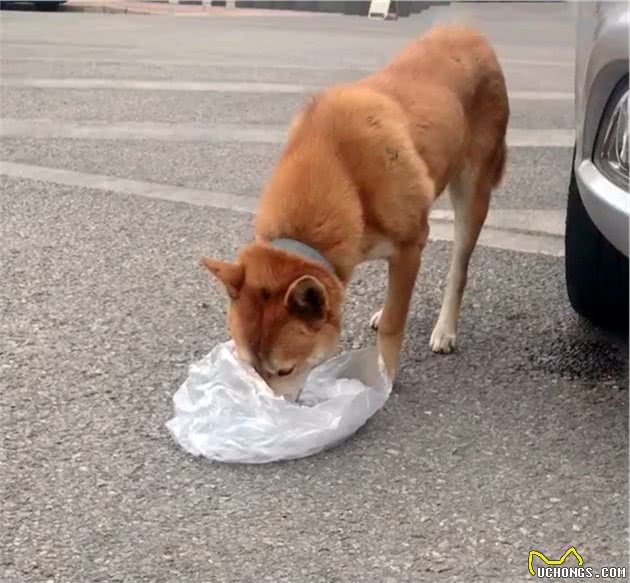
top-left (34, 2), bottom-right (62, 10)
top-left (565, 157), bottom-right (629, 332)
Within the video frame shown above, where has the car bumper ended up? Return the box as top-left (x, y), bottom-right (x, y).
top-left (576, 159), bottom-right (629, 256)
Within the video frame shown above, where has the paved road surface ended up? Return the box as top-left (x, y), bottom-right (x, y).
top-left (1, 4), bottom-right (627, 583)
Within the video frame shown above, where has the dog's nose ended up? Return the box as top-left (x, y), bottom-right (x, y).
top-left (261, 361), bottom-right (295, 378)
top-left (277, 366), bottom-right (295, 377)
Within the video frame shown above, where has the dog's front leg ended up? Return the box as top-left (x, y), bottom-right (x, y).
top-left (377, 242), bottom-right (422, 381)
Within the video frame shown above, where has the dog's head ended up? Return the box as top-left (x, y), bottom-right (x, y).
top-left (201, 242), bottom-right (343, 399)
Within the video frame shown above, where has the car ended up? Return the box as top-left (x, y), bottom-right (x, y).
top-left (0, 1), bottom-right (65, 11)
top-left (566, 0), bottom-right (629, 331)
top-left (33, 1), bottom-right (65, 10)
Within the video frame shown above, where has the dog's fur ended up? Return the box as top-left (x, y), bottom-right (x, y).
top-left (202, 25), bottom-right (509, 398)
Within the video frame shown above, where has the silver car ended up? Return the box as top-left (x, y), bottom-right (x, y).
top-left (566, 0), bottom-right (629, 330)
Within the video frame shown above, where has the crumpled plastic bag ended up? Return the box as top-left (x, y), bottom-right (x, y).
top-left (166, 341), bottom-right (392, 464)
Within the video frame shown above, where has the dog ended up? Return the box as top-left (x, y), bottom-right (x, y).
top-left (201, 24), bottom-right (509, 398)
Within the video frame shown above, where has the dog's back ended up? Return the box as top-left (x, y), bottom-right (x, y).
top-left (364, 24), bottom-right (509, 193)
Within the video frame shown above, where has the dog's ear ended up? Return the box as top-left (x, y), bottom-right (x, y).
top-left (285, 275), bottom-right (328, 320)
top-left (200, 257), bottom-right (244, 299)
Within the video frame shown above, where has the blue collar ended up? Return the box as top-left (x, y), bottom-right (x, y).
top-left (269, 238), bottom-right (336, 274)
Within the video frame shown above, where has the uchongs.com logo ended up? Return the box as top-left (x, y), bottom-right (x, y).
top-left (528, 546), bottom-right (627, 579)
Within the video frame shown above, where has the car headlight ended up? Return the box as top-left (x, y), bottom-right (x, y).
top-left (594, 77), bottom-right (629, 191)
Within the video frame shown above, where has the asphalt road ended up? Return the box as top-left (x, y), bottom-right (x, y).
top-left (1, 4), bottom-right (628, 583)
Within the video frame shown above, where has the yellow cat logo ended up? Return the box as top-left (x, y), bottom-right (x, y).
top-left (528, 546), bottom-right (584, 576)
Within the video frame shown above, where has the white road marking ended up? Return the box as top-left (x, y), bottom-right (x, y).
top-left (500, 57), bottom-right (572, 68)
top-left (0, 119), bottom-right (287, 143)
top-left (429, 221), bottom-right (563, 257)
top-left (0, 160), bottom-right (257, 213)
top-left (0, 55), bottom-right (574, 69)
top-left (1, 78), bottom-right (311, 94)
top-left (1, 55), bottom-right (373, 71)
top-left (508, 90), bottom-right (573, 101)
top-left (0, 78), bottom-right (574, 101)
top-left (507, 128), bottom-right (574, 148)
top-left (0, 119), bottom-right (574, 147)
top-left (0, 161), bottom-right (564, 256)
top-left (431, 208), bottom-right (565, 237)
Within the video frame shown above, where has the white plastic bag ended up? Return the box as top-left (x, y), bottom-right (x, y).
top-left (166, 341), bottom-right (391, 464)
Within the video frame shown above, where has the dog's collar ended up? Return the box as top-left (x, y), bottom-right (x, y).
top-left (269, 238), bottom-right (336, 274)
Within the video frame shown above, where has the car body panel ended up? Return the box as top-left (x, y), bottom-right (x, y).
top-left (574, 0), bottom-right (629, 256)
top-left (576, 159), bottom-right (629, 254)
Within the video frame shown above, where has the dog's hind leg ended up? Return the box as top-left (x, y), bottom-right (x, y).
top-left (429, 145), bottom-right (502, 353)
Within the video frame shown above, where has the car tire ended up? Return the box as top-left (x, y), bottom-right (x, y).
top-left (565, 158), bottom-right (629, 332)
top-left (34, 2), bottom-right (62, 10)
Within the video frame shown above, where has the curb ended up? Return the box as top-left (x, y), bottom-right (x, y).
top-left (61, 3), bottom-right (310, 15)
top-left (62, 4), bottom-right (149, 13)
top-left (0, 1), bottom-right (148, 14)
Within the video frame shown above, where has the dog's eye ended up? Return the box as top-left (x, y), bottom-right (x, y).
top-left (277, 366), bottom-right (295, 377)
top-left (261, 288), bottom-right (271, 301)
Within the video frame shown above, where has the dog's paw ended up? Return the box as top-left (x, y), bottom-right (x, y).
top-left (430, 326), bottom-right (457, 354)
top-left (369, 309), bottom-right (383, 331)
